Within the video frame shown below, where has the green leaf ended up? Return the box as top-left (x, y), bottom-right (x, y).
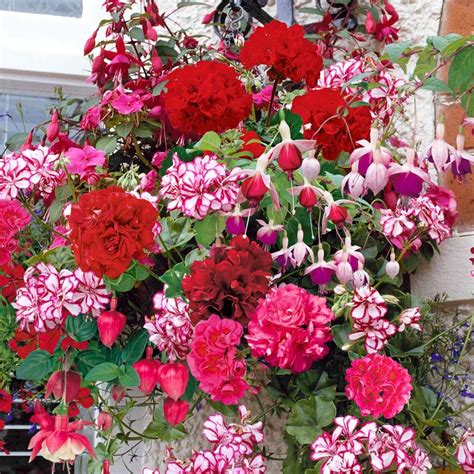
top-left (181, 373), bottom-right (198, 402)
top-left (194, 214), bottom-right (224, 247)
top-left (104, 273), bottom-right (135, 293)
top-left (96, 136), bottom-right (118, 154)
top-left (421, 77), bottom-right (453, 94)
top-left (76, 350), bottom-right (107, 371)
top-left (143, 420), bottom-right (187, 441)
top-left (427, 33), bottom-right (463, 53)
top-left (286, 396), bottom-right (336, 444)
top-left (160, 217), bottom-right (195, 250)
top-left (159, 262), bottom-right (189, 298)
top-left (384, 41), bottom-right (411, 61)
top-left (66, 314), bottom-right (97, 342)
top-left (16, 350), bottom-right (54, 380)
top-left (85, 362), bottom-right (120, 382)
top-left (122, 330), bottom-right (149, 364)
top-left (118, 365), bottom-right (140, 387)
top-left (448, 46), bottom-right (474, 94)
top-left (115, 123), bottom-right (134, 138)
top-left (331, 323), bottom-right (352, 349)
top-left (194, 131), bottom-right (221, 153)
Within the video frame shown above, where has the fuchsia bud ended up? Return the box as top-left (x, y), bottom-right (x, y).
top-left (301, 153), bottom-right (320, 181)
top-left (226, 215), bottom-right (245, 235)
top-left (84, 30), bottom-right (97, 56)
top-left (98, 308), bottom-right (126, 348)
top-left (163, 398), bottom-right (189, 426)
top-left (385, 252), bottom-right (400, 279)
top-left (102, 460), bottom-right (111, 474)
top-left (352, 262), bottom-right (370, 288)
top-left (336, 252), bottom-right (353, 284)
top-left (111, 385), bottom-right (126, 403)
top-left (365, 147), bottom-right (388, 195)
top-left (46, 110), bottom-right (59, 142)
top-left (157, 363), bottom-right (189, 400)
top-left (133, 347), bottom-right (161, 396)
top-left (365, 11), bottom-right (377, 33)
top-left (241, 173), bottom-right (268, 204)
top-left (202, 10), bottom-right (216, 24)
top-left (151, 50), bottom-right (163, 75)
top-left (45, 370), bottom-right (81, 403)
top-left (97, 411), bottom-right (113, 431)
top-left (328, 203), bottom-right (349, 226)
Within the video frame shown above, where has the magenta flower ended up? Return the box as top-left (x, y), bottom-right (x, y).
top-left (349, 317), bottom-right (397, 354)
top-left (65, 145), bottom-right (106, 181)
top-left (256, 219), bottom-right (284, 246)
top-left (452, 132), bottom-right (474, 177)
top-left (304, 247), bottom-right (336, 287)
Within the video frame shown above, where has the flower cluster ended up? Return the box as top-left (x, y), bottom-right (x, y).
top-left (187, 315), bottom-right (249, 405)
top-left (240, 20), bottom-right (323, 87)
top-left (345, 353), bottom-right (412, 418)
top-left (68, 186), bottom-right (157, 279)
top-left (0, 199), bottom-right (30, 264)
top-left (456, 430), bottom-right (474, 472)
top-left (0, 146), bottom-right (64, 200)
top-left (311, 416), bottom-right (431, 473)
top-left (247, 284), bottom-right (334, 372)
top-left (144, 291), bottom-right (193, 361)
top-left (160, 155), bottom-right (243, 220)
top-left (292, 88), bottom-right (371, 161)
top-left (165, 406), bottom-right (265, 473)
top-left (13, 263), bottom-right (110, 331)
top-left (182, 236), bottom-right (272, 323)
top-left (162, 61), bottom-right (252, 135)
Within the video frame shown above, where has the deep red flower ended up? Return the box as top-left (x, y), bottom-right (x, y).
top-left (0, 262), bottom-right (24, 302)
top-left (0, 390), bottom-right (12, 413)
top-left (292, 88), bottom-right (371, 161)
top-left (9, 326), bottom-right (61, 359)
top-left (182, 236), bottom-right (272, 324)
top-left (68, 186), bottom-right (157, 279)
top-left (240, 20), bottom-right (323, 87)
top-left (240, 130), bottom-right (266, 159)
top-left (162, 61), bottom-right (252, 135)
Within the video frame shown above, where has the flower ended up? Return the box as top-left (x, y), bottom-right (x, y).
top-left (162, 61), bottom-right (252, 135)
top-left (240, 20), bottom-right (323, 87)
top-left (423, 123), bottom-right (456, 173)
top-left (456, 430), bottom-right (474, 472)
top-left (182, 236), bottom-right (272, 324)
top-left (160, 155), bottom-right (243, 220)
top-left (398, 307), bottom-right (422, 332)
top-left (351, 286), bottom-right (387, 323)
top-left (80, 105), bottom-right (101, 130)
top-left (0, 390), bottom-right (12, 413)
top-left (65, 145), bottom-right (106, 182)
top-left (144, 292), bottom-right (193, 361)
top-left (452, 132), bottom-right (474, 177)
top-left (349, 317), bottom-right (397, 353)
top-left (365, 2), bottom-right (399, 43)
top-left (292, 89), bottom-right (371, 161)
top-left (247, 284), bottom-right (334, 372)
top-left (0, 199), bottom-right (30, 263)
top-left (304, 247), bottom-right (336, 287)
top-left (29, 403), bottom-right (95, 463)
top-left (68, 186), bottom-right (157, 279)
top-left (111, 89), bottom-right (144, 114)
top-left (388, 148), bottom-right (430, 197)
top-left (239, 130), bottom-right (266, 159)
top-left (187, 315), bottom-right (249, 405)
top-left (256, 219), bottom-right (284, 246)
top-left (345, 353), bottom-right (412, 418)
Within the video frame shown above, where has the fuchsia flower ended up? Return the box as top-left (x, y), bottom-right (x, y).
top-left (345, 353), bottom-right (412, 418)
top-left (365, 146), bottom-right (389, 195)
top-left (272, 233), bottom-right (295, 271)
top-left (247, 284), bottom-right (334, 373)
top-left (424, 123), bottom-right (456, 173)
top-left (388, 148), bottom-right (431, 197)
top-left (160, 154), bottom-right (243, 220)
top-left (350, 128), bottom-right (392, 176)
top-left (341, 162), bottom-right (366, 199)
top-left (365, 1), bottom-right (399, 43)
top-left (65, 145), bottom-right (106, 182)
top-left (187, 315), bottom-right (249, 405)
top-left (334, 236), bottom-right (365, 272)
top-left (452, 131), bottom-right (474, 177)
top-left (289, 178), bottom-right (321, 209)
top-left (256, 219), bottom-right (284, 246)
top-left (252, 85), bottom-right (274, 108)
top-left (287, 224), bottom-right (314, 266)
top-left (29, 402), bottom-right (95, 463)
top-left (144, 291), bottom-right (193, 361)
top-left (305, 247), bottom-right (336, 287)
top-left (320, 190), bottom-right (353, 233)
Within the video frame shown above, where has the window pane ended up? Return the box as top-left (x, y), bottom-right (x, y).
top-left (0, 0), bottom-right (83, 18)
top-left (0, 94), bottom-right (55, 149)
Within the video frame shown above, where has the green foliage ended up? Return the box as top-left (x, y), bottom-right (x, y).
top-left (16, 350), bottom-right (55, 380)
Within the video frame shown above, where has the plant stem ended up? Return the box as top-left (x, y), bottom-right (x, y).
top-left (265, 80), bottom-right (279, 127)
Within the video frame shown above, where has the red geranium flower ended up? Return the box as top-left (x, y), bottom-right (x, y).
top-left (0, 262), bottom-right (24, 302)
top-left (240, 20), bottom-right (323, 87)
top-left (182, 236), bottom-right (272, 324)
top-left (240, 130), bottom-right (266, 159)
top-left (162, 61), bottom-right (252, 135)
top-left (292, 88), bottom-right (371, 161)
top-left (68, 186), bottom-right (157, 279)
top-left (9, 326), bottom-right (61, 359)
top-left (0, 390), bottom-right (12, 413)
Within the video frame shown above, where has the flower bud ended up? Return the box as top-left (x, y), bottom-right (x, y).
top-left (45, 370), bottom-right (81, 403)
top-left (385, 252), bottom-right (400, 279)
top-left (301, 155), bottom-right (320, 181)
top-left (111, 385), bottom-right (126, 403)
top-left (157, 363), bottom-right (189, 401)
top-left (226, 215), bottom-right (245, 235)
top-left (84, 30), bottom-right (97, 56)
top-left (202, 10), bottom-right (216, 24)
top-left (163, 398), bottom-right (189, 426)
top-left (299, 186), bottom-right (318, 208)
top-left (328, 203), bottom-right (349, 226)
top-left (97, 411), bottom-right (113, 431)
top-left (98, 310), bottom-right (126, 348)
top-left (151, 49), bottom-right (163, 75)
top-left (365, 11), bottom-right (377, 33)
top-left (102, 460), bottom-right (111, 474)
top-left (352, 267), bottom-right (370, 289)
top-left (278, 142), bottom-right (303, 174)
top-left (240, 173), bottom-right (268, 204)
top-left (46, 110), bottom-right (59, 142)
top-left (133, 347), bottom-right (161, 396)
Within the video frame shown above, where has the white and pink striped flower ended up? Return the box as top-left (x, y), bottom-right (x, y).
top-left (349, 317), bottom-right (397, 353)
top-left (350, 286), bottom-right (387, 322)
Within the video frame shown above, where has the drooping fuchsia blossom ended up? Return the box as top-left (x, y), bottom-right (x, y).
top-left (144, 291), bottom-right (193, 361)
top-left (246, 284), bottom-right (334, 373)
top-left (300, 150), bottom-right (321, 181)
top-left (304, 246), bottom-right (336, 287)
top-left (365, 1), bottom-right (400, 43)
top-left (452, 131), bottom-right (474, 177)
top-left (365, 146), bottom-right (389, 195)
top-left (289, 178), bottom-right (321, 209)
top-left (352, 262), bottom-right (370, 289)
top-left (388, 148), bottom-right (431, 197)
top-left (287, 224), bottom-right (314, 266)
top-left (29, 402), bottom-right (95, 463)
top-left (224, 204), bottom-right (255, 235)
top-left (240, 153), bottom-right (280, 209)
top-left (424, 122), bottom-right (456, 173)
top-left (320, 189), bottom-right (354, 233)
top-left (350, 128), bottom-right (392, 176)
top-left (272, 233), bottom-right (295, 271)
top-left (256, 219), bottom-right (285, 246)
top-left (334, 236), bottom-right (365, 272)
top-left (456, 430), bottom-right (474, 472)
top-left (160, 154), bottom-right (243, 220)
top-left (335, 250), bottom-right (354, 285)
top-left (268, 120), bottom-right (315, 177)
top-left (341, 162), bottom-right (366, 199)
top-left (385, 251), bottom-right (400, 279)
top-left (65, 145), bottom-right (106, 182)
top-left (101, 37), bottom-right (141, 84)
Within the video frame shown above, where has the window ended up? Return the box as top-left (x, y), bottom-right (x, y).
top-left (0, 93), bottom-right (54, 149)
top-left (0, 0), bottom-right (82, 18)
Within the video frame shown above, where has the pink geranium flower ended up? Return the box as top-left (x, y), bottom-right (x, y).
top-left (65, 145), bottom-right (106, 181)
top-left (345, 353), bottom-right (412, 418)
